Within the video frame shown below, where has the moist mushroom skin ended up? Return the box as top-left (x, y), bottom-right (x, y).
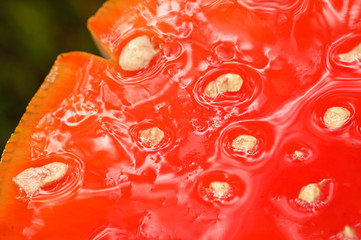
top-left (118, 35), bottom-right (159, 71)
top-left (13, 162), bottom-right (68, 194)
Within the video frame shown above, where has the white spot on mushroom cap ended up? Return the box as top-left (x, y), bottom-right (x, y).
top-left (342, 225), bottom-right (356, 239)
top-left (13, 162), bottom-right (68, 194)
top-left (209, 181), bottom-right (230, 198)
top-left (140, 127), bottom-right (164, 146)
top-left (204, 81), bottom-right (218, 99)
top-left (293, 150), bottom-right (304, 159)
top-left (323, 106), bottom-right (350, 129)
top-left (298, 180), bottom-right (326, 203)
top-left (232, 134), bottom-right (257, 152)
top-left (204, 73), bottom-right (243, 98)
top-left (339, 42), bottom-right (361, 62)
top-left (216, 73), bottom-right (243, 93)
top-left (298, 183), bottom-right (320, 203)
top-left (118, 35), bottom-right (159, 71)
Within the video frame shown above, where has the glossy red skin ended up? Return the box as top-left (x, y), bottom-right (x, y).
top-left (1, 0), bottom-right (361, 239)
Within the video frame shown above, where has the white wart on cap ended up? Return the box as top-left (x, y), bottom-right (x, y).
top-left (323, 107), bottom-right (350, 129)
top-left (338, 42), bottom-right (361, 62)
top-left (232, 134), bottom-right (257, 152)
top-left (204, 73), bottom-right (243, 98)
top-left (342, 225), bottom-right (357, 239)
top-left (298, 180), bottom-right (326, 203)
top-left (209, 181), bottom-right (230, 198)
top-left (293, 150), bottom-right (305, 159)
top-left (139, 127), bottom-right (164, 146)
top-left (119, 35), bottom-right (159, 71)
top-left (13, 162), bottom-right (68, 194)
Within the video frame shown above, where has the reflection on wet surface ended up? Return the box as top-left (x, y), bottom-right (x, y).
top-left (1, 0), bottom-right (361, 239)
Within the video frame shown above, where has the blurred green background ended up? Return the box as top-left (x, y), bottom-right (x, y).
top-left (0, 0), bottom-right (104, 154)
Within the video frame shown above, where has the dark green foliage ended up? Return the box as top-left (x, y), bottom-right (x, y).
top-left (0, 0), bottom-right (104, 153)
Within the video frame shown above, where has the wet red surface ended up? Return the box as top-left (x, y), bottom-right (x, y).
top-left (1, 0), bottom-right (361, 239)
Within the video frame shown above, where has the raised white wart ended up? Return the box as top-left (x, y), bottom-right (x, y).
top-left (139, 127), bottom-right (164, 146)
top-left (209, 181), bottom-right (230, 198)
top-left (232, 134), bottom-right (257, 152)
top-left (119, 35), bottom-right (159, 71)
top-left (338, 42), bottom-right (361, 62)
top-left (13, 162), bottom-right (68, 194)
top-left (323, 106), bottom-right (350, 129)
top-left (204, 73), bottom-right (243, 98)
